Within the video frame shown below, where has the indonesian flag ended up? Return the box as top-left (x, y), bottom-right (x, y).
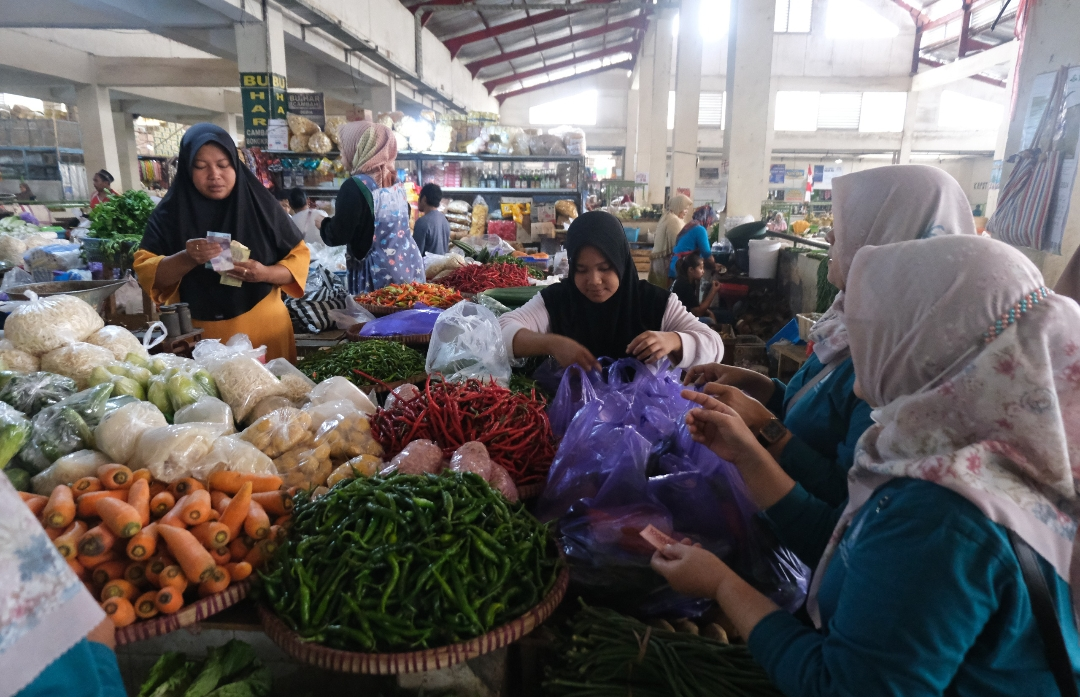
top-left (805, 164), bottom-right (813, 202)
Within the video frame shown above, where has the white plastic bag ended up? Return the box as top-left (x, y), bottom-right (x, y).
top-left (85, 326), bottom-right (149, 362)
top-left (327, 296), bottom-right (376, 330)
top-left (425, 302), bottom-right (511, 386)
top-left (131, 423), bottom-right (227, 483)
top-left (308, 376), bottom-right (377, 415)
top-left (40, 342), bottom-right (117, 389)
top-left (0, 339), bottom-right (39, 373)
top-left (193, 333), bottom-right (267, 371)
top-left (30, 450), bottom-right (111, 495)
top-left (189, 434), bottom-right (276, 481)
top-left (265, 358), bottom-right (316, 403)
top-left (210, 355), bottom-right (288, 423)
top-left (173, 397), bottom-right (235, 434)
top-left (3, 292), bottom-right (105, 356)
top-left (302, 399), bottom-right (359, 430)
top-left (94, 401), bottom-right (168, 464)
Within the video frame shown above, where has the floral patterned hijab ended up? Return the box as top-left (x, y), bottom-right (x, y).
top-left (0, 476), bottom-right (105, 695)
top-left (808, 236), bottom-right (1080, 629)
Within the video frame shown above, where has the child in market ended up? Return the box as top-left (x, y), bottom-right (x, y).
top-left (672, 251), bottom-right (721, 325)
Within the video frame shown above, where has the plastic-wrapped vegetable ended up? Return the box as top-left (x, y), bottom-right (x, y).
top-left (240, 407), bottom-right (313, 459)
top-left (0, 371), bottom-right (77, 415)
top-left (314, 411), bottom-right (382, 461)
top-left (40, 342), bottom-right (116, 389)
top-left (0, 339), bottom-right (39, 373)
top-left (18, 383), bottom-right (113, 474)
top-left (131, 423), bottom-right (227, 483)
top-left (307, 376), bottom-right (376, 415)
top-left (149, 354), bottom-right (197, 375)
top-left (94, 401), bottom-right (168, 464)
top-left (166, 371), bottom-right (204, 412)
top-left (326, 454), bottom-right (383, 487)
top-left (0, 401), bottom-right (31, 471)
top-left (146, 375), bottom-right (172, 420)
top-left (189, 435), bottom-right (276, 481)
top-left (386, 439), bottom-right (443, 475)
top-left (4, 293), bottom-right (105, 356)
top-left (89, 368), bottom-right (146, 401)
top-left (30, 449), bottom-right (111, 495)
top-left (266, 358), bottom-right (315, 404)
top-left (275, 440), bottom-right (333, 490)
top-left (173, 397), bottom-right (235, 434)
top-left (210, 356), bottom-right (287, 423)
top-left (85, 325), bottom-right (149, 362)
top-left (245, 396), bottom-right (294, 425)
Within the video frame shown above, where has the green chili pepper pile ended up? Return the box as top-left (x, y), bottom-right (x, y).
top-left (260, 471), bottom-right (562, 652)
top-left (296, 340), bottom-right (427, 387)
top-left (545, 603), bottom-right (782, 697)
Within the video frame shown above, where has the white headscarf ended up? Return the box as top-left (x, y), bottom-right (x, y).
top-left (807, 236), bottom-right (1080, 629)
top-left (808, 165), bottom-right (977, 364)
top-left (0, 477), bottom-right (105, 695)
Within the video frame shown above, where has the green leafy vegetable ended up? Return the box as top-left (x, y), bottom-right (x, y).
top-left (140, 653), bottom-right (188, 697)
top-left (87, 189), bottom-right (155, 258)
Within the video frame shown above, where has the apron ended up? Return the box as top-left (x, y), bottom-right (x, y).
top-left (346, 175), bottom-right (425, 295)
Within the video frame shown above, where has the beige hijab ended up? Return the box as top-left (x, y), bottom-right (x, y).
top-left (652, 195), bottom-right (693, 256)
top-left (1055, 245), bottom-right (1080, 304)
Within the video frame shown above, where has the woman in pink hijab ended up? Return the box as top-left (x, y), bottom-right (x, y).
top-left (318, 121), bottom-right (424, 294)
top-left (654, 235), bottom-right (1080, 696)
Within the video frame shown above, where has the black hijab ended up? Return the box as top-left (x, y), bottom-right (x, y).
top-left (140, 123), bottom-right (303, 322)
top-left (541, 211), bottom-right (670, 359)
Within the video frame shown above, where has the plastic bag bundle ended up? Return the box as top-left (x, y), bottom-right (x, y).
top-left (3, 292), bottom-right (105, 356)
top-left (358, 304), bottom-right (442, 337)
top-left (173, 397), bottom-right (235, 434)
top-left (275, 439), bottom-right (333, 489)
top-left (327, 295), bottom-right (376, 331)
top-left (189, 434), bottom-right (276, 481)
top-left (131, 423), bottom-right (227, 483)
top-left (24, 243), bottom-right (82, 282)
top-left (308, 376), bottom-right (377, 415)
top-left (425, 302), bottom-right (511, 386)
top-left (265, 358), bottom-right (316, 404)
top-left (0, 339), bottom-right (39, 373)
top-left (209, 355), bottom-right (286, 423)
top-left (17, 383), bottom-right (114, 474)
top-left (40, 342), bottom-right (117, 389)
top-left (192, 334), bottom-right (266, 372)
top-left (240, 407), bottom-right (314, 459)
top-left (94, 401), bottom-right (168, 464)
top-left (313, 410), bottom-right (382, 461)
top-left (0, 401), bottom-right (31, 470)
top-left (0, 234), bottom-right (28, 265)
top-left (325, 116), bottom-right (347, 145)
top-left (85, 326), bottom-right (149, 362)
top-left (287, 113), bottom-right (319, 135)
top-left (30, 449), bottom-right (110, 495)
top-left (0, 371), bottom-right (77, 416)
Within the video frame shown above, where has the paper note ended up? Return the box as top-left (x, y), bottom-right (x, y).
top-left (639, 524), bottom-right (680, 552)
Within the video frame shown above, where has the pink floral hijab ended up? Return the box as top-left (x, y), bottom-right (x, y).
top-left (337, 121), bottom-right (398, 187)
top-left (808, 235), bottom-right (1080, 628)
top-left (808, 165), bottom-right (977, 364)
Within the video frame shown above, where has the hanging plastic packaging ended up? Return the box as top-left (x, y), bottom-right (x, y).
top-left (425, 301), bottom-right (511, 386)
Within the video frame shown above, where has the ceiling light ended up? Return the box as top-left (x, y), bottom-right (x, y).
top-left (834, 158), bottom-right (843, 163)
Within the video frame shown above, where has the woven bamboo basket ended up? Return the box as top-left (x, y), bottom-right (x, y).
top-left (357, 302), bottom-right (408, 317)
top-left (115, 581), bottom-right (251, 646)
top-left (257, 566), bottom-right (569, 674)
top-left (346, 322), bottom-right (432, 348)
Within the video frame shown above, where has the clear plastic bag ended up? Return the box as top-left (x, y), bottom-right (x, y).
top-left (0, 371), bottom-right (77, 416)
top-left (40, 342), bottom-right (117, 389)
top-left (94, 401), bottom-right (168, 464)
top-left (265, 358), bottom-right (316, 403)
top-left (0, 339), bottom-right (39, 373)
top-left (131, 423), bottom-right (228, 483)
top-left (149, 354), bottom-right (197, 375)
top-left (240, 407), bottom-right (314, 459)
top-left (189, 434), bottom-right (276, 481)
top-left (385, 439), bottom-right (443, 475)
top-left (425, 301), bottom-right (511, 386)
top-left (275, 440), bottom-right (333, 490)
top-left (18, 383), bottom-right (114, 474)
top-left (0, 401), bottom-right (31, 471)
top-left (313, 410), bottom-right (382, 461)
top-left (308, 376), bottom-right (377, 415)
top-left (327, 295), bottom-right (376, 331)
top-left (85, 326), bottom-right (149, 362)
top-left (173, 397), bottom-right (235, 434)
top-left (30, 449), bottom-right (110, 495)
top-left (2, 291), bottom-right (105, 356)
top-left (326, 454), bottom-right (383, 487)
top-left (209, 355), bottom-right (287, 423)
top-left (193, 334), bottom-right (266, 372)
top-left (245, 396), bottom-right (295, 425)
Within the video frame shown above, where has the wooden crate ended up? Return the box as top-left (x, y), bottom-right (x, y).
top-left (630, 250), bottom-right (651, 273)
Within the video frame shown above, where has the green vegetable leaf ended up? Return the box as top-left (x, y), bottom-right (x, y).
top-left (217, 640), bottom-right (258, 682)
top-left (149, 660), bottom-right (199, 697)
top-left (87, 189), bottom-right (155, 258)
top-left (139, 652), bottom-right (188, 697)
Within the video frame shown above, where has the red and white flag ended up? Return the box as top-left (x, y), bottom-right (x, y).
top-left (805, 164), bottom-right (813, 202)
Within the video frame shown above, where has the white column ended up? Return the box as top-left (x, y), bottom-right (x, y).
top-left (624, 66), bottom-right (641, 187)
top-left (370, 76), bottom-right (397, 114)
top-left (723, 0), bottom-right (775, 218)
top-left (634, 24), bottom-right (657, 186)
top-left (112, 109), bottom-right (140, 192)
top-left (647, 10), bottom-right (675, 205)
top-left (671, 0), bottom-right (704, 197)
top-left (897, 91), bottom-right (919, 165)
top-left (212, 112), bottom-right (241, 145)
top-left (75, 84), bottom-right (121, 195)
top-left (234, 5), bottom-right (287, 74)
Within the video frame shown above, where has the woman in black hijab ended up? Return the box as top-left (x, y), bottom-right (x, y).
top-left (134, 123), bottom-right (310, 361)
top-left (499, 211), bottom-right (725, 370)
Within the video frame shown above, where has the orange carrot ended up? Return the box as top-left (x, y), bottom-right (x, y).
top-left (168, 477), bottom-right (204, 498)
top-left (101, 578), bottom-right (137, 602)
top-left (78, 523), bottom-right (117, 557)
top-left (269, 524), bottom-right (286, 544)
top-left (210, 490), bottom-right (231, 512)
top-left (208, 471), bottom-right (282, 494)
top-left (76, 490), bottom-right (127, 518)
top-left (148, 481), bottom-right (167, 498)
top-left (126, 524), bottom-right (158, 560)
top-left (155, 586), bottom-right (184, 614)
top-left (96, 497), bottom-right (143, 538)
top-left (273, 514), bottom-right (292, 528)
top-left (78, 548), bottom-right (120, 570)
top-left (190, 521), bottom-right (230, 549)
top-left (97, 464), bottom-right (133, 490)
top-left (244, 538), bottom-right (278, 568)
top-left (144, 555), bottom-right (172, 587)
top-left (91, 560), bottom-right (127, 587)
top-left (149, 491), bottom-right (175, 518)
top-left (45, 525), bottom-right (65, 541)
top-left (156, 525), bottom-right (216, 583)
top-left (42, 485), bottom-right (76, 528)
top-left (251, 490), bottom-right (293, 516)
top-left (224, 561), bottom-right (252, 582)
top-left (244, 500), bottom-right (270, 540)
top-left (180, 489), bottom-right (211, 525)
top-left (158, 494), bottom-right (188, 528)
top-left (72, 476), bottom-right (102, 498)
top-left (158, 565), bottom-right (188, 593)
top-left (22, 494), bottom-right (47, 516)
top-left (67, 558), bottom-right (87, 581)
top-left (228, 536), bottom-right (253, 562)
top-left (130, 469), bottom-right (152, 484)
top-left (54, 521), bottom-right (88, 559)
top-left (206, 509), bottom-right (220, 522)
top-left (124, 561), bottom-right (148, 588)
top-left (101, 597), bottom-right (135, 627)
top-left (127, 479), bottom-right (150, 526)
top-left (134, 590), bottom-right (159, 619)
top-left (208, 546), bottom-right (231, 566)
top-left (219, 482), bottom-right (252, 540)
top-left (198, 566), bottom-right (230, 597)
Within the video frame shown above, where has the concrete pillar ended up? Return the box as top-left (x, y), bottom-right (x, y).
top-left (671, 0), bottom-right (703, 197)
top-left (211, 112), bottom-right (241, 145)
top-left (235, 6), bottom-right (287, 74)
top-left (75, 84), bottom-right (121, 195)
top-left (723, 0), bottom-right (775, 218)
top-left (634, 24), bottom-right (657, 185)
top-left (112, 110), bottom-right (140, 192)
top-left (897, 91), bottom-right (919, 165)
top-left (236, 6), bottom-right (287, 148)
top-left (370, 76), bottom-right (397, 114)
top-left (624, 67), bottom-right (641, 188)
top-left (647, 10), bottom-right (675, 205)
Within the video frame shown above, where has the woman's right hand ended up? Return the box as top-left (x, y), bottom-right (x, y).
top-left (683, 363), bottom-right (775, 403)
top-left (184, 238), bottom-right (219, 265)
top-left (549, 335), bottom-right (601, 372)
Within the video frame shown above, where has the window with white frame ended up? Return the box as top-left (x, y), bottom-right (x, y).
top-left (938, 91), bottom-right (1004, 131)
top-left (817, 92), bottom-right (863, 129)
top-left (699, 92), bottom-right (726, 128)
top-left (859, 92), bottom-right (907, 132)
top-left (775, 0), bottom-right (813, 32)
top-left (774, 91), bottom-right (910, 132)
top-left (774, 91), bottom-right (820, 131)
top-left (529, 90), bottom-right (598, 126)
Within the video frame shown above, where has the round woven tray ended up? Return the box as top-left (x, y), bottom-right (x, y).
top-left (258, 565), bottom-right (569, 674)
top-left (357, 302), bottom-right (407, 317)
top-left (115, 580), bottom-right (251, 646)
top-left (346, 323), bottom-right (432, 348)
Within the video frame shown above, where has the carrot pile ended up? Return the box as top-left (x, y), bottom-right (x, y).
top-left (356, 283), bottom-right (464, 309)
top-left (370, 376), bottom-right (556, 486)
top-left (434, 262), bottom-right (530, 294)
top-left (19, 467), bottom-right (292, 629)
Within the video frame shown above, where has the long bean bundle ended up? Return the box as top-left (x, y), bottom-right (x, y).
top-left (260, 472), bottom-right (561, 652)
top-left (546, 604), bottom-right (783, 697)
top-left (296, 340), bottom-right (426, 386)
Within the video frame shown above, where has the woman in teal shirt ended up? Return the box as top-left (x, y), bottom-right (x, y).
top-left (668, 222), bottom-right (713, 280)
top-left (653, 236), bottom-right (1080, 696)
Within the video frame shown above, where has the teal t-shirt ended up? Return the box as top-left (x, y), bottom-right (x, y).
top-left (668, 225), bottom-right (711, 277)
top-left (749, 478), bottom-right (1080, 697)
top-left (17, 639), bottom-right (125, 697)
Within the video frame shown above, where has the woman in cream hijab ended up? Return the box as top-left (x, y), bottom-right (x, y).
top-left (648, 194), bottom-right (693, 287)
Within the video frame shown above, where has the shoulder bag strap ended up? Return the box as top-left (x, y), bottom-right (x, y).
top-left (784, 350), bottom-right (849, 413)
top-left (1008, 529), bottom-right (1079, 697)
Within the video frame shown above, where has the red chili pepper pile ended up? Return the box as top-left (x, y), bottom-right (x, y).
top-left (436, 262), bottom-right (530, 294)
top-left (370, 376), bottom-right (555, 486)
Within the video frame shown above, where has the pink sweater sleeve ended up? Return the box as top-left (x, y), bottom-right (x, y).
top-left (499, 293), bottom-right (550, 360)
top-left (661, 294), bottom-right (725, 367)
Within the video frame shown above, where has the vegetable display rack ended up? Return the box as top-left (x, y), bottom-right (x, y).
top-left (115, 580), bottom-right (251, 646)
top-left (257, 565), bottom-right (568, 674)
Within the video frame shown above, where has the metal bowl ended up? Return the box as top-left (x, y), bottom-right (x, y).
top-left (4, 279), bottom-right (128, 308)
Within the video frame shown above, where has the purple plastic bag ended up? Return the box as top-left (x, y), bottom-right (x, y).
top-left (359, 303), bottom-right (443, 337)
top-left (548, 365), bottom-right (599, 439)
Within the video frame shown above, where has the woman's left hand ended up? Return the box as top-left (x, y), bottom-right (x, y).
top-left (227, 259), bottom-right (270, 283)
top-left (650, 543), bottom-right (731, 599)
top-left (700, 382), bottom-right (775, 434)
top-left (628, 331), bottom-right (682, 364)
